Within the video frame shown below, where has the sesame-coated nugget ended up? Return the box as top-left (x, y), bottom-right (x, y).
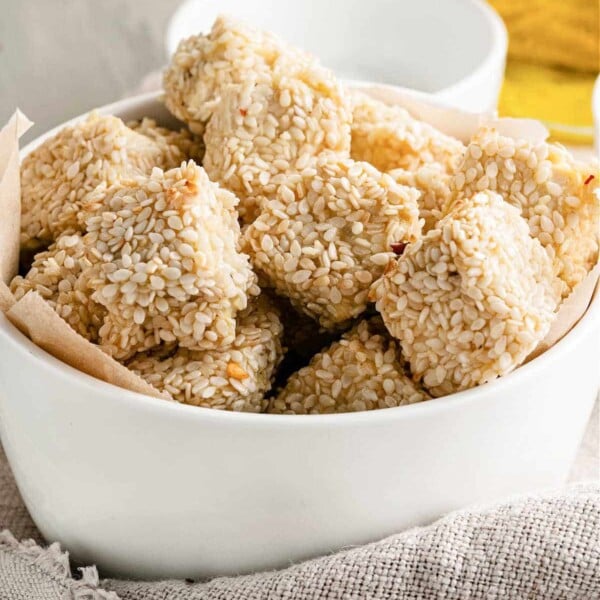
top-left (244, 152), bottom-right (421, 329)
top-left (350, 91), bottom-right (465, 174)
top-left (129, 117), bottom-right (205, 165)
top-left (83, 161), bottom-right (258, 360)
top-left (20, 113), bottom-right (195, 250)
top-left (127, 295), bottom-right (284, 412)
top-left (268, 318), bottom-right (430, 414)
top-left (390, 164), bottom-right (453, 232)
top-left (163, 16), bottom-right (278, 134)
top-left (163, 16), bottom-right (350, 137)
top-left (204, 72), bottom-right (352, 222)
top-left (10, 234), bottom-right (105, 341)
top-left (373, 191), bottom-right (561, 397)
top-left (452, 128), bottom-right (600, 293)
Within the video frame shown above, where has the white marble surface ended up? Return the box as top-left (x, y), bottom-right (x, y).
top-left (0, 0), bottom-right (597, 481)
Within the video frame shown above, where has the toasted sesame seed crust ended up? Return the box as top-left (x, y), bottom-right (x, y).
top-left (452, 128), bottom-right (600, 293)
top-left (20, 113), bottom-right (199, 250)
top-left (373, 191), bottom-right (561, 396)
top-left (82, 161), bottom-right (258, 360)
top-left (127, 294), bottom-right (284, 412)
top-left (244, 151), bottom-right (421, 329)
top-left (163, 16), bottom-right (280, 134)
top-left (128, 117), bottom-right (205, 166)
top-left (10, 233), bottom-right (105, 341)
top-left (163, 15), bottom-right (349, 139)
top-left (350, 91), bottom-right (465, 174)
top-left (203, 72), bottom-right (352, 222)
top-left (269, 318), bottom-right (430, 414)
top-left (390, 164), bottom-right (453, 232)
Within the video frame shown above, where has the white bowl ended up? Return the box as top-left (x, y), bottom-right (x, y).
top-left (1, 92), bottom-right (598, 580)
top-left (165, 0), bottom-right (507, 113)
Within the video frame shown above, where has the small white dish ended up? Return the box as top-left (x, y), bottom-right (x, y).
top-left (165, 0), bottom-right (507, 113)
top-left (0, 90), bottom-right (597, 580)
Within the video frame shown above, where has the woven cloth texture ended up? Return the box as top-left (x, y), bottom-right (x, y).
top-left (0, 439), bottom-right (599, 600)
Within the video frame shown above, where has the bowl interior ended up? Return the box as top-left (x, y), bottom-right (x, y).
top-left (166, 0), bottom-right (500, 92)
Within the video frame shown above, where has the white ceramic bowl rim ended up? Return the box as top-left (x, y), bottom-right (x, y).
top-left (7, 90), bottom-right (598, 426)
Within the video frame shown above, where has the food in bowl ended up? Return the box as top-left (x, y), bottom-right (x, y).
top-left (372, 191), bottom-right (561, 396)
top-left (5, 16), bottom-right (600, 415)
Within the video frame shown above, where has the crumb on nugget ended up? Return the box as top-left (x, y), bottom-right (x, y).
top-left (128, 295), bottom-right (284, 412)
top-left (269, 318), bottom-right (430, 414)
top-left (82, 161), bottom-right (258, 360)
top-left (373, 191), bottom-right (561, 397)
top-left (244, 152), bottom-right (421, 329)
top-left (452, 128), bottom-right (600, 293)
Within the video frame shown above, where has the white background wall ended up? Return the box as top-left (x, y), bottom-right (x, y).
top-left (0, 0), bottom-right (181, 142)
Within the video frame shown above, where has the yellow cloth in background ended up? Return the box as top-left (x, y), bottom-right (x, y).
top-left (489, 0), bottom-right (599, 144)
top-left (490, 0), bottom-right (599, 72)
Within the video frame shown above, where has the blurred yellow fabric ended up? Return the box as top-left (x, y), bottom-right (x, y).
top-left (489, 0), bottom-right (599, 144)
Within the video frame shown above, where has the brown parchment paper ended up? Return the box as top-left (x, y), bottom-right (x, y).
top-left (358, 84), bottom-right (550, 144)
top-left (0, 110), bottom-right (32, 284)
top-left (0, 281), bottom-right (15, 313)
top-left (0, 111), bottom-right (170, 401)
top-left (5, 291), bottom-right (168, 399)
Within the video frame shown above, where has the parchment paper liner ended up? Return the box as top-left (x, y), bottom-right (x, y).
top-left (0, 94), bottom-right (596, 400)
top-left (5, 290), bottom-right (168, 399)
top-left (0, 111), bottom-right (32, 285)
top-left (359, 84), bottom-right (550, 144)
top-left (525, 264), bottom-right (600, 363)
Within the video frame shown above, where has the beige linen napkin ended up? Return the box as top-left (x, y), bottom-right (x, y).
top-left (1, 440), bottom-right (599, 600)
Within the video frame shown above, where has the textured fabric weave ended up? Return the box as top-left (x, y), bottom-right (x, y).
top-left (0, 446), bottom-right (40, 544)
top-left (105, 484), bottom-right (600, 600)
